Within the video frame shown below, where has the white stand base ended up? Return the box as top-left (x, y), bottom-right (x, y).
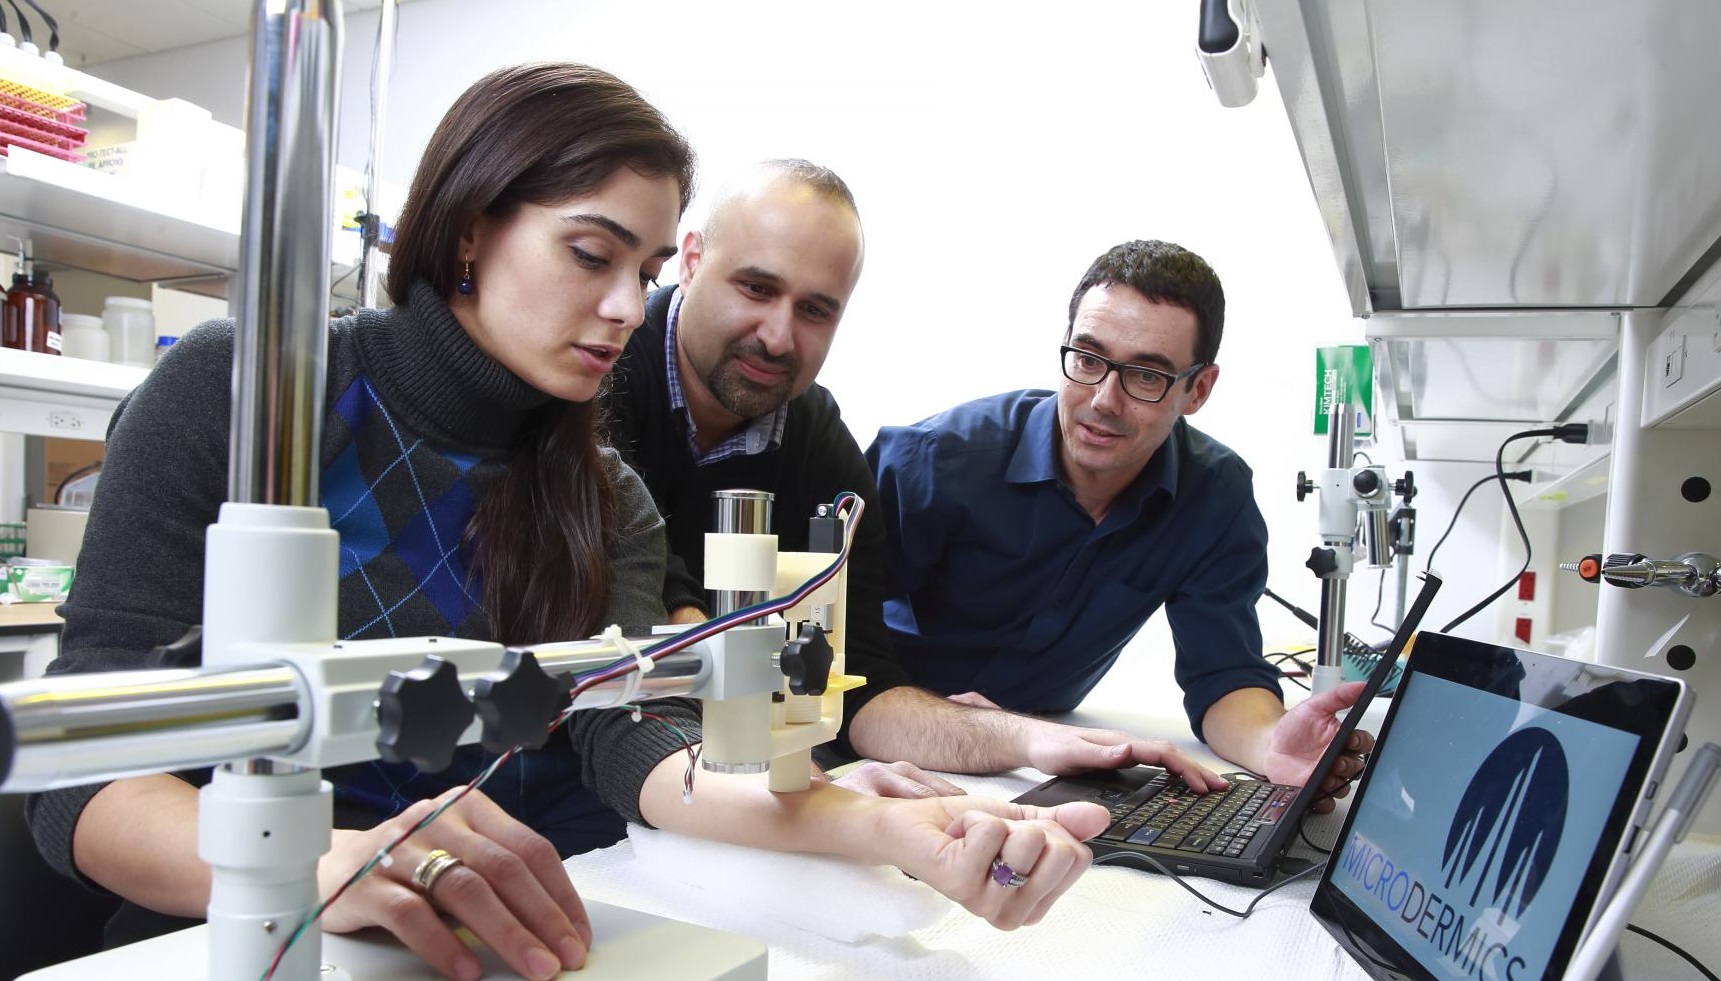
top-left (19, 899), bottom-right (767, 980)
top-left (1310, 663), bottom-right (1344, 695)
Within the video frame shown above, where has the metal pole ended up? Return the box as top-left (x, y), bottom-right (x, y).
top-left (228, 0), bottom-right (343, 506)
top-left (358, 0), bottom-right (397, 308)
top-left (211, 2), bottom-right (344, 976)
top-left (1395, 556), bottom-right (1411, 627)
top-left (710, 490), bottom-right (773, 618)
top-left (1315, 402), bottom-right (1354, 688)
top-left (0, 666), bottom-right (305, 792)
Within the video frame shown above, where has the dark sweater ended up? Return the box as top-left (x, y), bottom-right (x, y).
top-left (604, 286), bottom-right (914, 756)
top-left (28, 282), bottom-right (697, 890)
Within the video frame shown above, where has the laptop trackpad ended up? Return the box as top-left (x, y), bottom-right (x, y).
top-left (1014, 767), bottom-right (1167, 807)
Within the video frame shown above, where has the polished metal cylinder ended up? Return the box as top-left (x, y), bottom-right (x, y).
top-left (1325, 400), bottom-right (1354, 469)
top-left (1395, 558), bottom-right (1411, 628)
top-left (710, 490), bottom-right (774, 618)
top-left (712, 490), bottom-right (774, 534)
top-left (228, 0), bottom-right (343, 506)
top-left (0, 665), bottom-right (306, 792)
top-left (509, 640), bottom-right (708, 710)
top-left (1364, 509), bottom-right (1394, 567)
top-left (1317, 577), bottom-right (1348, 671)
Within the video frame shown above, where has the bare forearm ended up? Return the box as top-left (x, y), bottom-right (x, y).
top-left (1199, 688), bottom-right (1286, 776)
top-left (73, 774), bottom-right (209, 917)
top-left (847, 686), bottom-right (1039, 773)
top-left (638, 753), bottom-right (894, 864)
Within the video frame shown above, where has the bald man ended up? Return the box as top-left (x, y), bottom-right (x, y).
top-left (604, 160), bottom-right (1225, 796)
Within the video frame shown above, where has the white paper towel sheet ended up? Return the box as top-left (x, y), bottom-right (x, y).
top-left (564, 771), bottom-right (1721, 981)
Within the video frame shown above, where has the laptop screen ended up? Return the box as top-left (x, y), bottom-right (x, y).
top-left (1309, 633), bottom-right (1689, 981)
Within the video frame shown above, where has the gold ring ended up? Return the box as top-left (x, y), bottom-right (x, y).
top-left (412, 848), bottom-right (465, 895)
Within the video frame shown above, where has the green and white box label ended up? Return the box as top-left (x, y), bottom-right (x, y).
top-left (1315, 345), bottom-right (1373, 437)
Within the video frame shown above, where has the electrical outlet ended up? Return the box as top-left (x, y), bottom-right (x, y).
top-left (1662, 332), bottom-right (1685, 388)
top-left (46, 410), bottom-right (83, 432)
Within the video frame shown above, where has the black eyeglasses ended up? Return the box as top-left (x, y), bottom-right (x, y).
top-left (1059, 345), bottom-right (1207, 404)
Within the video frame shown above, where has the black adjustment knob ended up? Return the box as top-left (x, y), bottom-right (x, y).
top-left (1352, 469), bottom-right (1382, 496)
top-left (473, 649), bottom-right (566, 752)
top-left (1305, 547), bottom-right (1340, 578)
top-left (1395, 471), bottom-right (1416, 503)
top-left (376, 655), bottom-right (474, 773)
top-left (1295, 471), bottom-right (1314, 502)
top-left (780, 624), bottom-right (834, 696)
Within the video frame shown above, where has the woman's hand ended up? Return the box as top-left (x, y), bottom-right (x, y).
top-left (316, 788), bottom-right (591, 981)
top-left (871, 795), bottom-right (1110, 930)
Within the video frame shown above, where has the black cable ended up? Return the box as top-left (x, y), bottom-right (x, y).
top-left (1441, 427), bottom-right (1575, 632)
top-left (1423, 473), bottom-right (1510, 574)
top-left (1294, 783), bottom-right (1344, 855)
top-left (19, 0), bottom-right (55, 51)
top-left (1091, 851), bottom-right (1327, 917)
top-left (1626, 924), bottom-right (1719, 981)
top-left (1352, 450), bottom-right (1374, 466)
top-left (1265, 652), bottom-right (1314, 690)
top-left (5, 0), bottom-right (30, 45)
top-left (1370, 568), bottom-right (1394, 634)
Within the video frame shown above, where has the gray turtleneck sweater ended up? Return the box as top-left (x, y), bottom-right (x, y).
top-left (27, 282), bottom-right (696, 887)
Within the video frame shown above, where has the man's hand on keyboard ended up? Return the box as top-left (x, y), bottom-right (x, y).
top-left (1260, 681), bottom-right (1376, 812)
top-left (1022, 722), bottom-right (1229, 794)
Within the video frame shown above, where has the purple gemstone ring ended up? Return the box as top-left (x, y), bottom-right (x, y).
top-left (990, 857), bottom-right (1028, 888)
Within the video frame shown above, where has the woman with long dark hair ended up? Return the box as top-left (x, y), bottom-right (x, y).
top-left (27, 64), bottom-right (1105, 981)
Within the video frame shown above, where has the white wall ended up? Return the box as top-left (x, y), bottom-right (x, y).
top-left (87, 0), bottom-right (1529, 704)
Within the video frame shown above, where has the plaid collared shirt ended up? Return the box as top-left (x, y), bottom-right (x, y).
top-left (664, 290), bottom-right (787, 464)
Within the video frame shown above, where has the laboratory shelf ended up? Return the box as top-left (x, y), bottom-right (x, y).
top-left (0, 150), bottom-right (362, 301)
top-left (1366, 311), bottom-right (1619, 474)
top-left (0, 348), bottom-right (146, 441)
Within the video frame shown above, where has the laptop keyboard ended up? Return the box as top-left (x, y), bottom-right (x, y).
top-left (1093, 771), bottom-right (1299, 858)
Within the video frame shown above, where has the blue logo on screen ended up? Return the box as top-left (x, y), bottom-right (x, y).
top-left (1442, 727), bottom-right (1569, 920)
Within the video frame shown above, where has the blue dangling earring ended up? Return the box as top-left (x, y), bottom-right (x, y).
top-left (457, 259), bottom-right (475, 296)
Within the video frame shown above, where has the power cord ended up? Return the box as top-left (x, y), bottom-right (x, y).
top-left (1440, 423), bottom-right (1588, 633)
top-left (1091, 798), bottom-right (1336, 916)
top-left (1369, 568), bottom-right (1393, 635)
top-left (1265, 650), bottom-right (1314, 691)
top-left (1091, 850), bottom-right (1327, 917)
top-left (19, 0), bottom-right (55, 53)
top-left (5, 0), bottom-right (29, 46)
top-left (1626, 924), bottom-right (1719, 981)
top-left (1423, 470), bottom-right (1533, 574)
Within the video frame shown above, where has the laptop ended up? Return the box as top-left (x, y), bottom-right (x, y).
top-left (1309, 632), bottom-right (1692, 981)
top-left (1013, 571), bottom-right (1444, 887)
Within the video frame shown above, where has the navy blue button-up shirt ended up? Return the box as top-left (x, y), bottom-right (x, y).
top-left (866, 391), bottom-right (1281, 739)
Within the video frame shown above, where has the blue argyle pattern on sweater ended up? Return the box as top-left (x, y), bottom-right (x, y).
top-left (322, 375), bottom-right (488, 640)
top-left (317, 375), bottom-right (625, 856)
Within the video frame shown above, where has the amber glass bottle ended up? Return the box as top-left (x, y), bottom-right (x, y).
top-left (1, 269), bottom-right (29, 351)
top-left (3, 270), bottom-right (61, 355)
top-left (31, 271), bottom-right (62, 355)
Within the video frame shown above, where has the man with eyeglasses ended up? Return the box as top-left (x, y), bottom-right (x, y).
top-left (864, 240), bottom-right (1372, 799)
